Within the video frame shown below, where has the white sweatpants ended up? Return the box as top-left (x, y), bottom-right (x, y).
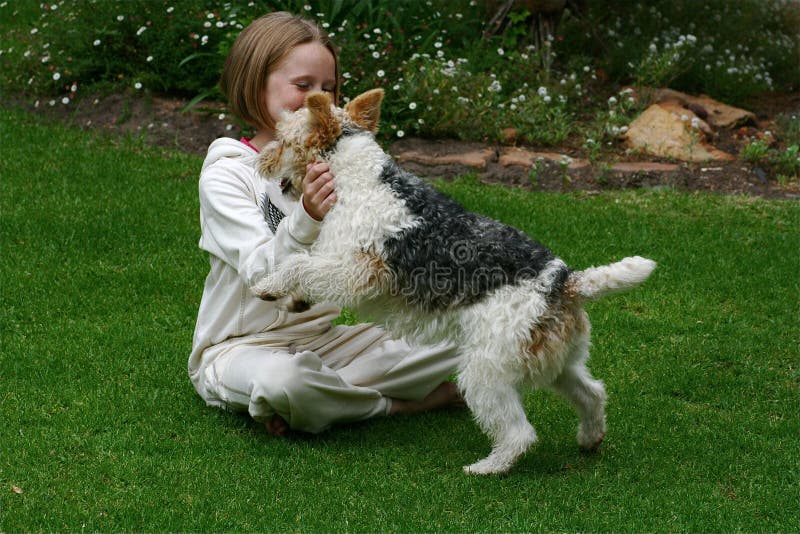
top-left (195, 319), bottom-right (460, 433)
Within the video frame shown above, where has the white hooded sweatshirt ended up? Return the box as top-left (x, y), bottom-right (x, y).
top-left (188, 137), bottom-right (340, 385)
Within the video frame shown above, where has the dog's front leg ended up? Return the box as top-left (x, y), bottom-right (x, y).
top-left (251, 254), bottom-right (311, 304)
top-left (459, 354), bottom-right (538, 475)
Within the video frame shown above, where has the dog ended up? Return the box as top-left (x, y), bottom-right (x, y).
top-left (253, 89), bottom-right (656, 475)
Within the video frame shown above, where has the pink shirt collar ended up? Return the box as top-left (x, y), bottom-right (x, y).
top-left (240, 137), bottom-right (259, 153)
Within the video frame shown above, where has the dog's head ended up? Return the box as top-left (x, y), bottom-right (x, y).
top-left (257, 88), bottom-right (385, 199)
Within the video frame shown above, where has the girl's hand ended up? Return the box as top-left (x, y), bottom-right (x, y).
top-left (301, 162), bottom-right (336, 221)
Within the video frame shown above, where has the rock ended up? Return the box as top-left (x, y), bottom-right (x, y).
top-left (611, 162), bottom-right (681, 173)
top-left (622, 103), bottom-right (735, 162)
top-left (651, 88), bottom-right (756, 129)
top-left (394, 147), bottom-right (495, 169)
top-left (499, 147), bottom-right (589, 169)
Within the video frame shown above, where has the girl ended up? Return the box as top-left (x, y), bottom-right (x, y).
top-left (189, 11), bottom-right (462, 437)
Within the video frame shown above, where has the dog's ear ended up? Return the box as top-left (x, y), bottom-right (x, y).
top-left (305, 91), bottom-right (340, 148)
top-left (344, 88), bottom-right (384, 133)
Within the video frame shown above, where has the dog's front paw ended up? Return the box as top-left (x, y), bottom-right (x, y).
top-left (578, 430), bottom-right (605, 452)
top-left (463, 457), bottom-right (512, 476)
top-left (286, 297), bottom-right (311, 313)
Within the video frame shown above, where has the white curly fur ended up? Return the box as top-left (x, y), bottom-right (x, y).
top-left (252, 90), bottom-right (656, 475)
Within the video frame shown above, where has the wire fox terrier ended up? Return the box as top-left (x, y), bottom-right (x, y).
top-left (253, 89), bottom-right (656, 475)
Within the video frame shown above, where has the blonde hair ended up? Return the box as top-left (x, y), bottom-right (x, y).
top-left (220, 11), bottom-right (339, 131)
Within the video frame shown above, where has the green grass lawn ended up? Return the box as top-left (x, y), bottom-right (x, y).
top-left (1, 107), bottom-right (797, 532)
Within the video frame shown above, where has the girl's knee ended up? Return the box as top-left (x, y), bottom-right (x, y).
top-left (249, 351), bottom-right (321, 414)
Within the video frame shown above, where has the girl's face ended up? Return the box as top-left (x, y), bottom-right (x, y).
top-left (264, 42), bottom-right (336, 131)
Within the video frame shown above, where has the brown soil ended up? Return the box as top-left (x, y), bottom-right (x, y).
top-left (9, 91), bottom-right (799, 199)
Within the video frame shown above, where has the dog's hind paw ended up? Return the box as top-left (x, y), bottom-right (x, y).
top-left (578, 431), bottom-right (605, 452)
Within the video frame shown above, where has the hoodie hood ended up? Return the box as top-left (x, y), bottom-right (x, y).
top-left (201, 137), bottom-right (258, 173)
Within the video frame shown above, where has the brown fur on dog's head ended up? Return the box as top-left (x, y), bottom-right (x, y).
top-left (257, 89), bottom-right (385, 199)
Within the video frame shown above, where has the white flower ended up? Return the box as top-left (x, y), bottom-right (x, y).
top-left (30, 28), bottom-right (38, 34)
top-left (543, 95), bottom-right (552, 104)
top-left (487, 79), bottom-right (502, 92)
top-left (201, 35), bottom-right (209, 45)
top-left (537, 86), bottom-right (548, 97)
top-left (397, 130), bottom-right (405, 138)
top-left (53, 72), bottom-right (61, 80)
top-left (70, 83), bottom-right (77, 92)
top-left (303, 4), bottom-right (311, 10)
top-left (392, 84), bottom-right (400, 90)
top-left (690, 117), bottom-right (700, 128)
top-left (497, 48), bottom-right (504, 56)
top-left (373, 28), bottom-right (382, 34)
top-left (377, 69), bottom-right (385, 77)
top-left (62, 97), bottom-right (69, 104)
top-left (608, 96), bottom-right (617, 104)
top-left (409, 102), bottom-right (417, 110)
top-left (206, 12), bottom-right (215, 19)
top-left (134, 82), bottom-right (142, 90)
top-left (203, 21), bottom-right (211, 28)
top-left (136, 26), bottom-right (147, 36)
top-left (49, 100), bottom-right (56, 106)
top-left (372, 51), bottom-right (380, 59)
top-left (680, 114), bottom-right (689, 122)
top-left (166, 6), bottom-right (174, 13)
top-left (434, 41), bottom-right (442, 48)
top-left (218, 113), bottom-right (225, 120)
top-left (93, 39), bottom-right (101, 46)
top-left (117, 15), bottom-right (124, 21)
top-left (146, 55), bottom-right (153, 62)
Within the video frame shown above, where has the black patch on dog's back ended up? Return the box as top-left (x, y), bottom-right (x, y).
top-left (379, 159), bottom-right (570, 310)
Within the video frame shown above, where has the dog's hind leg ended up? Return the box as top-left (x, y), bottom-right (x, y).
top-left (459, 356), bottom-right (537, 475)
top-left (550, 331), bottom-right (607, 451)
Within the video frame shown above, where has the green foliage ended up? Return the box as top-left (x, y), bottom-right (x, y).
top-left (2, 109), bottom-right (799, 531)
top-left (0, 0), bottom-right (797, 142)
top-left (739, 113), bottom-right (800, 180)
top-left (559, 0), bottom-right (800, 105)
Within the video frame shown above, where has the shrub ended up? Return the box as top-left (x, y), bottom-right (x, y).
top-left (1, 0), bottom-right (796, 144)
top-left (558, 0), bottom-right (800, 105)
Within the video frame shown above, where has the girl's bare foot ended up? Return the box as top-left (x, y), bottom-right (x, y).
top-left (265, 414), bottom-right (289, 437)
top-left (389, 381), bottom-right (464, 415)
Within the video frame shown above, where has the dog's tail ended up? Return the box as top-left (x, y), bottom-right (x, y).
top-left (569, 256), bottom-right (656, 301)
